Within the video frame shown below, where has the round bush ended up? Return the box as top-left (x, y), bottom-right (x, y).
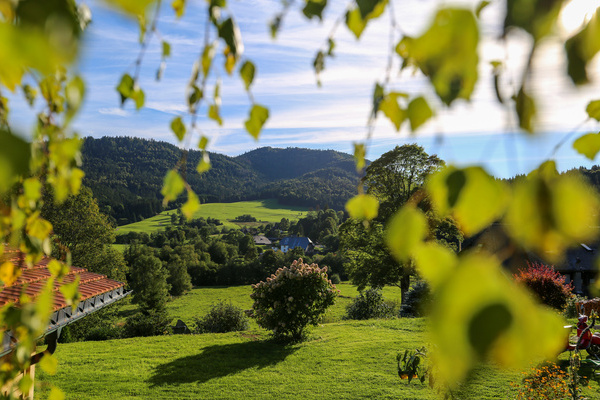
top-left (123, 310), bottom-right (171, 338)
top-left (344, 288), bottom-right (394, 320)
top-left (399, 281), bottom-right (432, 317)
top-left (513, 262), bottom-right (573, 310)
top-left (249, 259), bottom-right (338, 341)
top-left (195, 302), bottom-right (249, 333)
top-left (330, 273), bottom-right (341, 285)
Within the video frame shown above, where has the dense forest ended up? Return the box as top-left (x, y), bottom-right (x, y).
top-left (81, 137), bottom-right (363, 224)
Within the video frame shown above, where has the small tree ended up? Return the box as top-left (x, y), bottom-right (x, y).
top-left (513, 262), bottom-right (573, 310)
top-left (249, 259), bottom-right (337, 341)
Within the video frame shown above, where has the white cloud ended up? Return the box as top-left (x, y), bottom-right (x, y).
top-left (98, 107), bottom-right (129, 117)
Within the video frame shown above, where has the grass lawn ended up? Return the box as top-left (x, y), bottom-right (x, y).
top-left (116, 199), bottom-right (308, 235)
top-left (36, 318), bottom-right (551, 400)
top-left (44, 283), bottom-right (600, 400)
top-left (44, 285), bottom-right (600, 399)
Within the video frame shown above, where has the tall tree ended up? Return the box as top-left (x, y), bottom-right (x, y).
top-left (339, 219), bottom-right (410, 299)
top-left (42, 186), bottom-right (128, 282)
top-left (363, 144), bottom-right (444, 222)
top-left (129, 253), bottom-right (170, 313)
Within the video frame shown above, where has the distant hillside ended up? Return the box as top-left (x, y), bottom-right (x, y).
top-left (81, 137), bottom-right (362, 224)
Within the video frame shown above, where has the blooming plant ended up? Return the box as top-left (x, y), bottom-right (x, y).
top-left (513, 262), bottom-right (573, 310)
top-left (249, 259), bottom-right (338, 341)
top-left (511, 362), bottom-right (571, 400)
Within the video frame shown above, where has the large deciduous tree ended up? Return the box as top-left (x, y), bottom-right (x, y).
top-left (363, 144), bottom-right (444, 222)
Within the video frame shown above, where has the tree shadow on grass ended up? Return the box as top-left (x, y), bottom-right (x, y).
top-left (148, 340), bottom-right (297, 387)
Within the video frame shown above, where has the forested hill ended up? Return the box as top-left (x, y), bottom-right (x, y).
top-left (81, 136), bottom-right (362, 225)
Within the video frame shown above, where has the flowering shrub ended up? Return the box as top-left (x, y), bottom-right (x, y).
top-left (511, 362), bottom-right (570, 400)
top-left (513, 262), bottom-right (573, 310)
top-left (248, 259), bottom-right (338, 341)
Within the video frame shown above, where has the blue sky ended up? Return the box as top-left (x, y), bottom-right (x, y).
top-left (7, 0), bottom-right (600, 178)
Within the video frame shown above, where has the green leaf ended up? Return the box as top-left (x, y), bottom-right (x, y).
top-left (218, 18), bottom-right (243, 58)
top-left (515, 87), bottom-right (536, 133)
top-left (0, 262), bottom-right (20, 286)
top-left (201, 44), bottom-right (215, 78)
top-left (27, 216), bottom-right (52, 240)
top-left (181, 189), bottom-right (200, 219)
top-left (345, 8), bottom-right (367, 39)
top-left (240, 60), bottom-right (255, 91)
top-left (59, 275), bottom-right (80, 307)
top-left (565, 9), bottom-right (600, 84)
top-left (385, 205), bottom-right (428, 262)
top-left (197, 151), bottom-right (211, 174)
top-left (18, 373), bottom-right (33, 396)
top-left (407, 96), bottom-right (433, 131)
top-left (198, 136), bottom-right (209, 150)
top-left (0, 96), bottom-right (8, 124)
top-left (39, 353), bottom-right (58, 375)
top-left (269, 14), bottom-right (283, 39)
top-left (244, 104), bottom-right (269, 140)
top-left (0, 24), bottom-right (75, 91)
top-left (379, 92), bottom-right (406, 131)
top-left (345, 194), bottom-right (379, 221)
top-left (188, 85), bottom-right (202, 110)
top-left (116, 73), bottom-right (134, 106)
top-left (0, 129), bottom-right (31, 193)
top-left (48, 387), bottom-right (65, 400)
top-left (161, 169), bottom-right (185, 205)
top-left (573, 132), bottom-right (600, 160)
top-left (372, 83), bottom-right (384, 115)
top-left (131, 86), bottom-right (145, 110)
top-left (23, 178), bottom-right (42, 202)
top-left (504, 163), bottom-right (600, 261)
top-left (586, 100), bottom-right (600, 121)
top-left (412, 242), bottom-right (458, 290)
top-left (104, 0), bottom-right (155, 18)
top-left (208, 104), bottom-right (223, 126)
top-left (22, 84), bottom-right (37, 107)
top-left (475, 0), bottom-right (490, 18)
top-left (356, 0), bottom-right (388, 19)
top-left (426, 166), bottom-right (509, 236)
top-left (504, 0), bottom-right (565, 42)
top-left (313, 51), bottom-right (325, 86)
top-left (65, 75), bottom-right (86, 118)
top-left (162, 40), bottom-right (171, 58)
top-left (170, 116), bottom-right (186, 141)
top-left (353, 142), bottom-right (366, 171)
top-left (48, 259), bottom-right (69, 279)
top-left (396, 8), bottom-right (479, 105)
top-left (327, 38), bottom-right (335, 56)
top-left (303, 0), bottom-right (327, 20)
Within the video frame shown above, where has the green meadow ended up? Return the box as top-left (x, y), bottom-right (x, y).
top-left (116, 199), bottom-right (309, 235)
top-left (38, 285), bottom-right (600, 399)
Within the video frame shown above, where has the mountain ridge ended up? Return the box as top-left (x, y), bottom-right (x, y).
top-left (81, 136), bottom-right (363, 225)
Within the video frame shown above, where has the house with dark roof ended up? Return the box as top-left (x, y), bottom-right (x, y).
top-left (0, 248), bottom-right (129, 398)
top-left (279, 236), bottom-right (314, 254)
top-left (461, 223), bottom-right (598, 295)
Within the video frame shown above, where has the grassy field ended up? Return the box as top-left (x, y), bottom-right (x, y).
top-left (38, 285), bottom-right (600, 399)
top-left (37, 319), bottom-right (534, 400)
top-left (116, 199), bottom-right (309, 235)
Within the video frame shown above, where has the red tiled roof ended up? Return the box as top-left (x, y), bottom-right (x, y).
top-left (1, 249), bottom-right (126, 311)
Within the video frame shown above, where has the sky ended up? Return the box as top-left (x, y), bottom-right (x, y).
top-left (7, 0), bottom-right (600, 178)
